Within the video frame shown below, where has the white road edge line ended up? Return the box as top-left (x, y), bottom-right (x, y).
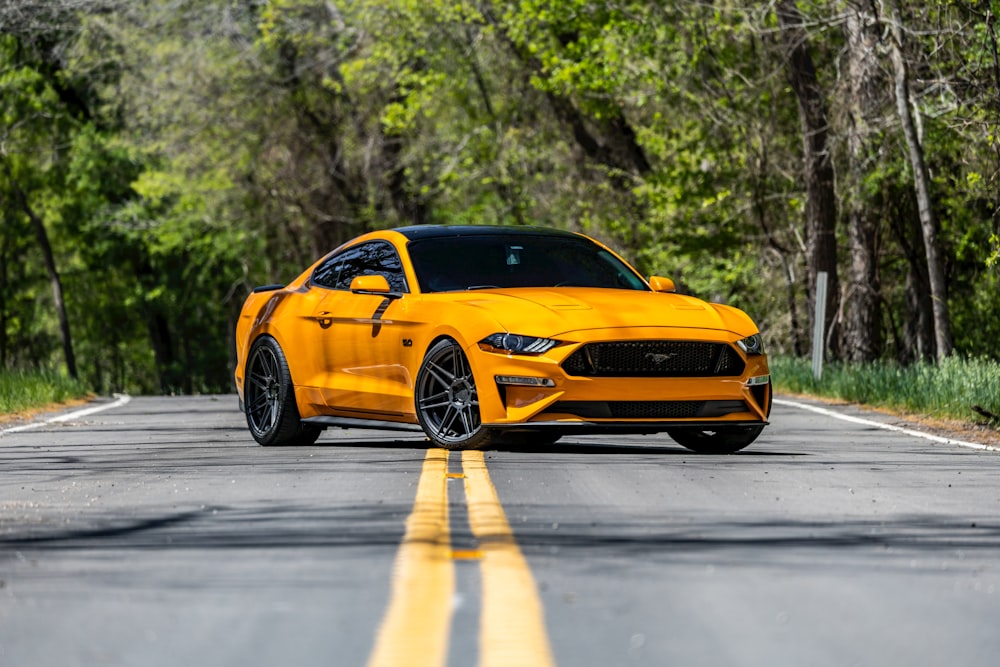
top-left (773, 397), bottom-right (1000, 453)
top-left (1, 393), bottom-right (132, 436)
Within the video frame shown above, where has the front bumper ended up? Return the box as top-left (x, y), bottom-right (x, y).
top-left (468, 329), bottom-right (771, 428)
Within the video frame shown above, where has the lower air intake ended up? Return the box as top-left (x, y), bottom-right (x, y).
top-left (548, 400), bottom-right (747, 420)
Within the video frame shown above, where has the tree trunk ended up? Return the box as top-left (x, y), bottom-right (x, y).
top-left (843, 0), bottom-right (883, 362)
top-left (2, 158), bottom-right (78, 379)
top-left (883, 0), bottom-right (953, 359)
top-left (776, 0), bottom-right (840, 361)
top-left (147, 309), bottom-right (177, 393)
top-left (751, 161), bottom-right (805, 356)
top-left (904, 261), bottom-right (935, 363)
top-left (886, 195), bottom-right (934, 362)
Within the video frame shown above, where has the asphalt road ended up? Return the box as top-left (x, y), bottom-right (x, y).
top-left (2, 394), bottom-right (999, 667)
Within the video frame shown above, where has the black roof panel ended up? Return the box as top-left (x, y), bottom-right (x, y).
top-left (394, 224), bottom-right (581, 241)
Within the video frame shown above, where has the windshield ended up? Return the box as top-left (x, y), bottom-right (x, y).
top-left (407, 234), bottom-right (649, 293)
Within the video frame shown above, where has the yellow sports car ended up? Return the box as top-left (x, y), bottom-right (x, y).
top-left (234, 225), bottom-right (770, 453)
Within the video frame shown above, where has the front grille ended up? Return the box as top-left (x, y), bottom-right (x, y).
top-left (549, 400), bottom-right (747, 420)
top-left (562, 341), bottom-right (744, 377)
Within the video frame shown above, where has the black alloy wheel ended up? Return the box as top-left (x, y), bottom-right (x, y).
top-left (666, 425), bottom-right (764, 454)
top-left (415, 338), bottom-right (493, 450)
top-left (244, 336), bottom-right (320, 446)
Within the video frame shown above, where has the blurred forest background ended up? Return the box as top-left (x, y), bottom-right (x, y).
top-left (1, 0), bottom-right (998, 395)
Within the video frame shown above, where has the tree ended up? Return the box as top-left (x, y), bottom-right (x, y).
top-left (882, 0), bottom-right (953, 359)
top-left (842, 0), bottom-right (884, 362)
top-left (0, 34), bottom-right (81, 378)
top-left (3, 0), bottom-right (1000, 396)
top-left (481, 0), bottom-right (653, 253)
top-left (0, 158), bottom-right (78, 378)
top-left (776, 0), bottom-right (840, 359)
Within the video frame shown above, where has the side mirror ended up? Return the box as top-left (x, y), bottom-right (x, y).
top-left (350, 274), bottom-right (402, 299)
top-left (648, 276), bottom-right (676, 293)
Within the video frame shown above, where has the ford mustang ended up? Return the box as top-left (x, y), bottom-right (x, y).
top-left (234, 225), bottom-right (771, 453)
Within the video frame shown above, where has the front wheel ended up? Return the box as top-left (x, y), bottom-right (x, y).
top-left (666, 425), bottom-right (764, 455)
top-left (415, 338), bottom-right (493, 450)
top-left (244, 336), bottom-right (320, 446)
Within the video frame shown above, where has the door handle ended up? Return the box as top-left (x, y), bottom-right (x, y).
top-left (315, 311), bottom-right (333, 329)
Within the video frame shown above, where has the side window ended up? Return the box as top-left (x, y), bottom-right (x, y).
top-left (311, 253), bottom-right (342, 288)
top-left (311, 241), bottom-right (407, 292)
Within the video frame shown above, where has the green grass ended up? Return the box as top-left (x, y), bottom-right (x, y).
top-left (3, 359), bottom-right (997, 429)
top-left (0, 370), bottom-right (92, 417)
top-left (770, 355), bottom-right (1000, 424)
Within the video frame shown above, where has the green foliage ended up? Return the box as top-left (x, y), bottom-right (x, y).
top-left (771, 355), bottom-right (1000, 424)
top-left (1, 0), bottom-right (999, 409)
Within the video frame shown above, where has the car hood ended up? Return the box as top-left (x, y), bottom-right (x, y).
top-left (450, 287), bottom-right (757, 338)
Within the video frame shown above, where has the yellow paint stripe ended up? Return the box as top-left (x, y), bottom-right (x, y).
top-left (462, 450), bottom-right (557, 667)
top-left (367, 449), bottom-right (454, 667)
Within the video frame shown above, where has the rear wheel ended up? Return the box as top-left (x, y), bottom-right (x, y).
top-left (415, 338), bottom-right (493, 450)
top-left (666, 425), bottom-right (764, 455)
top-left (244, 336), bottom-right (320, 446)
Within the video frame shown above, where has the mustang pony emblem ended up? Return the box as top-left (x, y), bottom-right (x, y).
top-left (645, 352), bottom-right (678, 364)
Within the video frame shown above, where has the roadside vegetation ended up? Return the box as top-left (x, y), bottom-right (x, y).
top-left (0, 370), bottom-right (91, 418)
top-left (771, 356), bottom-right (1000, 428)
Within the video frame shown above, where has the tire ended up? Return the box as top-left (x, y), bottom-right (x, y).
top-left (415, 338), bottom-right (493, 450)
top-left (244, 336), bottom-right (321, 446)
top-left (666, 425), bottom-right (764, 455)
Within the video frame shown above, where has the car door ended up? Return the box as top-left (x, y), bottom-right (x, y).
top-left (307, 241), bottom-right (413, 417)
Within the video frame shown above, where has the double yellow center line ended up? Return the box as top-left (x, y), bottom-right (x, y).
top-left (367, 449), bottom-right (556, 667)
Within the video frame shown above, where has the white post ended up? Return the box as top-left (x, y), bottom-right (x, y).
top-left (811, 271), bottom-right (828, 380)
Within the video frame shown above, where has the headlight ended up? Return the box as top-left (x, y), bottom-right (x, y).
top-left (736, 333), bottom-right (764, 355)
top-left (479, 333), bottom-right (560, 355)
